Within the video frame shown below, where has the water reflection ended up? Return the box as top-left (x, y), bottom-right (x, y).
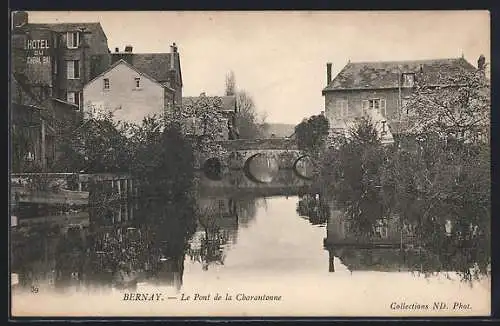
top-left (324, 204), bottom-right (491, 282)
top-left (11, 190), bottom-right (489, 297)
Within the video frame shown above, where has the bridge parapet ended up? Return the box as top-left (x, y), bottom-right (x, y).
top-left (218, 138), bottom-right (298, 151)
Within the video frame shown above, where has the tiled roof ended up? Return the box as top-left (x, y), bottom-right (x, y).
top-left (26, 22), bottom-right (105, 38)
top-left (323, 58), bottom-right (477, 92)
top-left (182, 95), bottom-right (237, 112)
top-left (111, 53), bottom-right (178, 84)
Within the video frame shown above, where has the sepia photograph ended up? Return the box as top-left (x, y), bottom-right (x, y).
top-left (9, 10), bottom-right (491, 318)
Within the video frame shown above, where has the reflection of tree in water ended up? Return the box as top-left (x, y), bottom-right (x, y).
top-left (87, 196), bottom-right (197, 290)
top-left (186, 195), bottom-right (261, 271)
top-left (296, 194), bottom-right (330, 226)
top-left (187, 205), bottom-right (231, 271)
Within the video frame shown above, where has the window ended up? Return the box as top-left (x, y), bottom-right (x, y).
top-left (402, 73), bottom-right (415, 87)
top-left (362, 98), bottom-right (387, 116)
top-left (67, 91), bottom-right (82, 108)
top-left (66, 60), bottom-right (80, 79)
top-left (336, 100), bottom-right (349, 117)
top-left (66, 32), bottom-right (80, 49)
top-left (134, 77), bottom-right (141, 88)
top-left (103, 78), bottom-right (110, 90)
top-left (381, 120), bottom-right (387, 135)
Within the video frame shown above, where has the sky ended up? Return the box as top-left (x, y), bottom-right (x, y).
top-left (27, 11), bottom-right (490, 125)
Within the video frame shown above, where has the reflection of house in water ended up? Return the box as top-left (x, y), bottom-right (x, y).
top-left (11, 214), bottom-right (91, 292)
top-left (324, 208), bottom-right (405, 248)
top-left (323, 205), bottom-right (414, 273)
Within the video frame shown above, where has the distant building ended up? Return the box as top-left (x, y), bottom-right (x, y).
top-left (321, 58), bottom-right (478, 143)
top-left (182, 94), bottom-right (238, 140)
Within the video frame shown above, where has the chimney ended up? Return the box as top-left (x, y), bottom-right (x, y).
top-left (124, 45), bottom-right (133, 53)
top-left (477, 54), bottom-right (486, 71)
top-left (170, 42), bottom-right (177, 71)
top-left (115, 47), bottom-right (119, 53)
top-left (12, 11), bottom-right (28, 29)
top-left (326, 63), bottom-right (332, 86)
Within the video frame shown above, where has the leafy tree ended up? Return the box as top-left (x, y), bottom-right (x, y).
top-left (294, 114), bottom-right (330, 155)
top-left (52, 110), bottom-right (130, 173)
top-left (403, 65), bottom-right (490, 143)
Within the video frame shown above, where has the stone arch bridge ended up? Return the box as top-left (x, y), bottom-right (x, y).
top-left (196, 138), bottom-right (314, 191)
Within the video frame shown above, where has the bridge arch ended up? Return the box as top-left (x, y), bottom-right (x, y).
top-left (293, 155), bottom-right (314, 180)
top-left (243, 153), bottom-right (280, 183)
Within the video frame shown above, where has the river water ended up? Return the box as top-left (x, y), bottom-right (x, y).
top-left (10, 191), bottom-right (490, 317)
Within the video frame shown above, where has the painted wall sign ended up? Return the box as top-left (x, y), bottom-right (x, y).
top-left (25, 39), bottom-right (51, 62)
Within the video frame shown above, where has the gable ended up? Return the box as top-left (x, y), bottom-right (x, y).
top-left (109, 53), bottom-right (182, 86)
top-left (84, 60), bottom-right (164, 91)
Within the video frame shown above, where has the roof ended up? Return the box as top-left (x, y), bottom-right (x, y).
top-left (323, 58), bottom-right (477, 92)
top-left (182, 95), bottom-right (237, 112)
top-left (110, 53), bottom-right (182, 86)
top-left (25, 22), bottom-right (106, 39)
top-left (85, 59), bottom-right (175, 92)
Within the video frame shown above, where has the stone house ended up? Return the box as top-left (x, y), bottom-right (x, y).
top-left (83, 43), bottom-right (183, 125)
top-left (322, 57), bottom-right (479, 143)
top-left (11, 11), bottom-right (110, 111)
top-left (11, 11), bottom-right (110, 171)
top-left (83, 59), bottom-right (177, 125)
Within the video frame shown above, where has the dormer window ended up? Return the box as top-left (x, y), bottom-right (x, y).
top-left (103, 78), bottom-right (110, 90)
top-left (402, 73), bottom-right (415, 87)
top-left (135, 77), bottom-right (141, 88)
top-left (66, 32), bottom-right (80, 49)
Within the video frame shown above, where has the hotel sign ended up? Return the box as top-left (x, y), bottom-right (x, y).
top-left (25, 39), bottom-right (51, 64)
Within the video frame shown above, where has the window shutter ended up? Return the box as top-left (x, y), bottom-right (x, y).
top-left (67, 61), bottom-right (74, 79)
top-left (380, 98), bottom-right (386, 116)
top-left (75, 61), bottom-right (80, 78)
top-left (67, 92), bottom-right (75, 104)
top-left (362, 100), bottom-right (369, 113)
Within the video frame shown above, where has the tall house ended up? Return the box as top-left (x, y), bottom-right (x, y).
top-left (321, 58), bottom-right (478, 140)
top-left (108, 43), bottom-right (183, 110)
top-left (10, 11), bottom-right (110, 171)
top-left (11, 11), bottom-right (110, 111)
top-left (83, 43), bottom-right (183, 125)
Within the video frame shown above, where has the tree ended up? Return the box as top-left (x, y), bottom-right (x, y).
top-left (320, 116), bottom-right (388, 234)
top-left (403, 65), bottom-right (490, 143)
top-left (52, 110), bottom-right (130, 173)
top-left (224, 70), bottom-right (267, 139)
top-left (225, 70), bottom-right (236, 96)
top-left (294, 114), bottom-right (330, 155)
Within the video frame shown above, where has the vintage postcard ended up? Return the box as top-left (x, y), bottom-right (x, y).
top-left (9, 10), bottom-right (491, 318)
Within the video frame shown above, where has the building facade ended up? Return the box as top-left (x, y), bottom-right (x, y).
top-left (83, 59), bottom-right (176, 125)
top-left (322, 57), bottom-right (478, 142)
top-left (12, 11), bottom-right (110, 111)
top-left (11, 11), bottom-right (110, 171)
